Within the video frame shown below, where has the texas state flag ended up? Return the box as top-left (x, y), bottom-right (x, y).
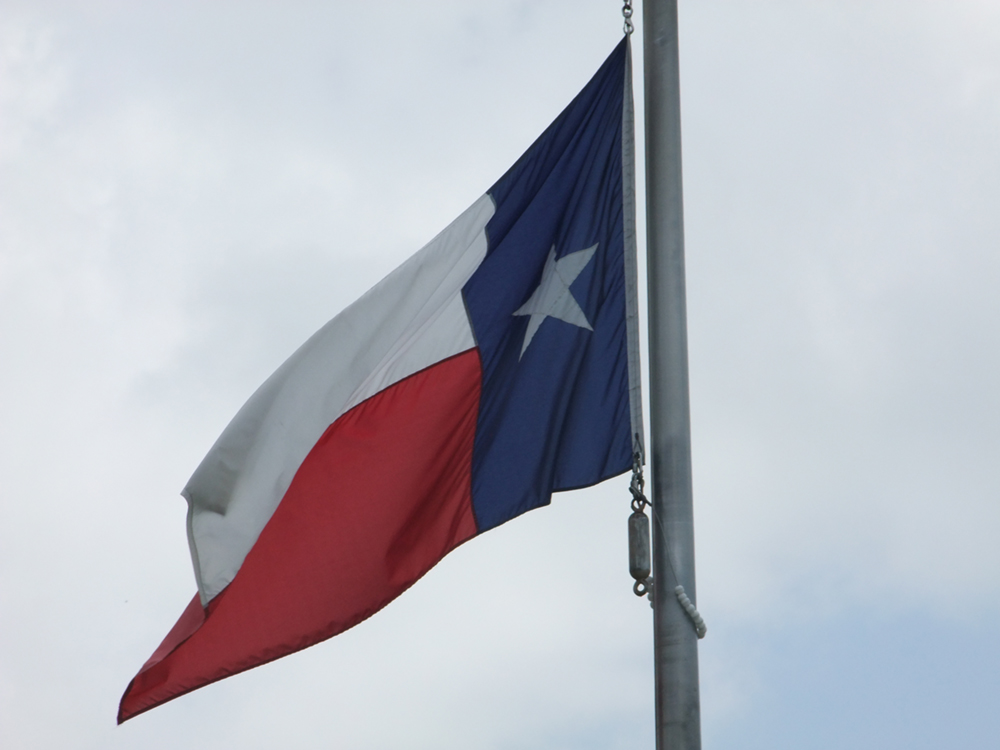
top-left (119, 37), bottom-right (643, 723)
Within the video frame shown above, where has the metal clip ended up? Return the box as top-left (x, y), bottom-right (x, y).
top-left (628, 454), bottom-right (652, 606)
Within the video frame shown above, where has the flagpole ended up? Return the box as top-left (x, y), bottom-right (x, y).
top-left (642, 1), bottom-right (702, 748)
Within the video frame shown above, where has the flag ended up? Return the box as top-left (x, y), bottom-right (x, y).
top-left (119, 37), bottom-right (643, 723)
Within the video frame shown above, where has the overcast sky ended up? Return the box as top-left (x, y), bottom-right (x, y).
top-left (2, 1), bottom-right (999, 748)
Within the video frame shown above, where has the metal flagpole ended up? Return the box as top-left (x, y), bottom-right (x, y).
top-left (642, 1), bottom-right (703, 748)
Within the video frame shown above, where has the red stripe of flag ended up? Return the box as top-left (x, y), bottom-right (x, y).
top-left (120, 349), bottom-right (483, 723)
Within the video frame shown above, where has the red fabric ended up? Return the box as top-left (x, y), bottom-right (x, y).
top-left (119, 350), bottom-right (482, 723)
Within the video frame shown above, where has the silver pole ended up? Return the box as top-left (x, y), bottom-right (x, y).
top-left (642, 1), bottom-right (702, 749)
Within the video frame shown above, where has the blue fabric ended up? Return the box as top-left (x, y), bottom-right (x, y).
top-left (464, 39), bottom-right (631, 532)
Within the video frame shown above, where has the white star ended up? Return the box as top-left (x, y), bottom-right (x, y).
top-left (513, 243), bottom-right (598, 358)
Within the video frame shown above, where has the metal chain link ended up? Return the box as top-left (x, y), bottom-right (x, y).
top-left (622, 0), bottom-right (634, 35)
top-left (629, 450), bottom-right (647, 513)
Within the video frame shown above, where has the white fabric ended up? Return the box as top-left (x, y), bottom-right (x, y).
top-left (512, 244), bottom-right (597, 357)
top-left (183, 194), bottom-right (495, 604)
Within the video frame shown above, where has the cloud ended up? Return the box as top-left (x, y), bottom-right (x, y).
top-left (1, 1), bottom-right (998, 748)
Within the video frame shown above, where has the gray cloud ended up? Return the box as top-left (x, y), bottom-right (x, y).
top-left (1, 1), bottom-right (997, 747)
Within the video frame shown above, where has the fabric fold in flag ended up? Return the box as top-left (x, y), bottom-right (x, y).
top-left (119, 36), bottom-right (643, 724)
